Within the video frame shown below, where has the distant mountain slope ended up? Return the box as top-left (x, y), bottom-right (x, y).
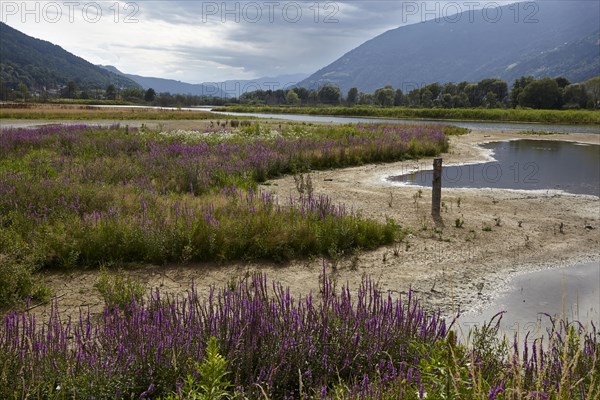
top-left (0, 22), bottom-right (139, 90)
top-left (215, 73), bottom-right (309, 97)
top-left (101, 66), bottom-right (307, 98)
top-left (300, 1), bottom-right (600, 92)
top-left (100, 65), bottom-right (227, 98)
top-left (488, 30), bottom-right (600, 84)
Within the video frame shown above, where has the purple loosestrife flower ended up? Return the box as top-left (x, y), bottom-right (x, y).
top-left (488, 382), bottom-right (505, 399)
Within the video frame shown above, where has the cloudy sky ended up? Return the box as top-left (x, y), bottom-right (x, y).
top-left (2, 0), bottom-right (518, 83)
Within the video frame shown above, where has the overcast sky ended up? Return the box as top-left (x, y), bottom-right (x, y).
top-left (2, 1), bottom-right (519, 83)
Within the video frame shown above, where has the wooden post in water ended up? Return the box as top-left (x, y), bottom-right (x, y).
top-left (432, 158), bottom-right (442, 217)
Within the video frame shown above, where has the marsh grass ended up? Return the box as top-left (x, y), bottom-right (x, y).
top-left (517, 129), bottom-right (568, 135)
top-left (0, 122), bottom-right (446, 305)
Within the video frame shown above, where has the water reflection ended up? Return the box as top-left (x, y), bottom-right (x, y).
top-left (390, 140), bottom-right (600, 196)
top-left (459, 262), bottom-right (600, 344)
top-left (213, 111), bottom-right (600, 134)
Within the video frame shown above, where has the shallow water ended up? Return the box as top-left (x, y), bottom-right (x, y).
top-left (459, 262), bottom-right (600, 341)
top-left (389, 140), bottom-right (600, 196)
top-left (212, 110), bottom-right (600, 134)
top-left (2, 106), bottom-right (599, 134)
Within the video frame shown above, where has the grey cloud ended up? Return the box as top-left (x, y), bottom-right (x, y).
top-left (118, 1), bottom-right (519, 80)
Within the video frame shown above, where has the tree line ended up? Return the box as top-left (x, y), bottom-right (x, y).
top-left (240, 76), bottom-right (600, 110)
top-left (4, 76), bottom-right (599, 110)
top-left (0, 80), bottom-right (231, 107)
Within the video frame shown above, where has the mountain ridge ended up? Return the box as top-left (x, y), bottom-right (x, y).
top-left (101, 66), bottom-right (308, 98)
top-left (99, 65), bottom-right (227, 98)
top-left (299, 1), bottom-right (600, 92)
top-left (0, 22), bottom-right (140, 91)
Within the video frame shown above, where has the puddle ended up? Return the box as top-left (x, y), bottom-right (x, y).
top-left (459, 262), bottom-right (600, 342)
top-left (389, 140), bottom-right (600, 196)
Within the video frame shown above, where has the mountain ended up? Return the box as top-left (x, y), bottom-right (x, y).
top-left (299, 1), bottom-right (600, 93)
top-left (0, 22), bottom-right (139, 91)
top-left (101, 66), bottom-right (308, 98)
top-left (214, 73), bottom-right (309, 97)
top-left (100, 65), bottom-right (228, 98)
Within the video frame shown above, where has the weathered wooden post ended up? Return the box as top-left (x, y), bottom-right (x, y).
top-left (432, 158), bottom-right (442, 217)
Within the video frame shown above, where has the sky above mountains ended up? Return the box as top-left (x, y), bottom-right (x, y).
top-left (1, 0), bottom-right (546, 84)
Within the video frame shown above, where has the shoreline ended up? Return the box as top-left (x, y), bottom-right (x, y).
top-left (212, 106), bottom-right (600, 126)
top-left (22, 129), bottom-right (600, 323)
top-left (458, 260), bottom-right (600, 346)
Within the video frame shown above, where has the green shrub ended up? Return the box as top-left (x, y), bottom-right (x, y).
top-left (443, 126), bottom-right (470, 136)
top-left (163, 337), bottom-right (233, 400)
top-left (94, 267), bottom-right (145, 309)
top-left (0, 255), bottom-right (48, 308)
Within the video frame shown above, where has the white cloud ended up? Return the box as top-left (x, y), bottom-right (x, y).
top-left (1, 1), bottom-right (520, 82)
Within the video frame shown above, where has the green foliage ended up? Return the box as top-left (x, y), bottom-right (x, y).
top-left (517, 130), bottom-right (565, 135)
top-left (0, 255), bottom-right (48, 308)
top-left (105, 84), bottom-right (116, 100)
top-left (63, 81), bottom-right (78, 99)
top-left (1, 123), bottom-right (422, 300)
top-left (94, 267), bottom-right (145, 309)
top-left (0, 226), bottom-right (50, 308)
top-left (442, 126), bottom-right (470, 136)
top-left (145, 88), bottom-right (157, 102)
top-left (318, 85), bottom-right (341, 105)
top-left (121, 88), bottom-right (145, 102)
top-left (17, 82), bottom-right (30, 102)
top-left (0, 23), bottom-right (139, 92)
top-left (518, 78), bottom-right (561, 109)
top-left (163, 337), bottom-right (233, 400)
top-left (563, 83), bottom-right (589, 109)
top-left (583, 77), bottom-right (600, 109)
top-left (374, 85), bottom-right (395, 107)
top-left (511, 76), bottom-right (535, 108)
top-left (285, 90), bottom-right (300, 106)
top-left (346, 87), bottom-right (358, 105)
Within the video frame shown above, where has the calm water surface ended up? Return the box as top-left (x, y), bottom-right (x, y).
top-left (460, 262), bottom-right (600, 341)
top-left (390, 140), bottom-right (600, 196)
top-left (2, 106), bottom-right (598, 134)
top-left (212, 110), bottom-right (600, 134)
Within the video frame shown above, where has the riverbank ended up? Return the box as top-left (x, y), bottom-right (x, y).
top-left (459, 260), bottom-right (599, 343)
top-left (30, 129), bottom-right (600, 323)
top-left (214, 105), bottom-right (600, 125)
top-left (0, 103), bottom-right (232, 120)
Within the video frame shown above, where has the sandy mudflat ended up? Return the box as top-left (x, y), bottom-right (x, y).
top-left (32, 129), bottom-right (600, 321)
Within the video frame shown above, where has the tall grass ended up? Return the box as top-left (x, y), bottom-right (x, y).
top-left (1, 271), bottom-right (597, 398)
top-left (0, 123), bottom-right (446, 305)
top-left (215, 105), bottom-right (600, 125)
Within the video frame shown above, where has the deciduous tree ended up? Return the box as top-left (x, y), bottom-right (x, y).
top-left (346, 87), bottom-right (358, 105)
top-left (518, 78), bottom-right (560, 109)
top-left (285, 90), bottom-right (300, 105)
top-left (317, 85), bottom-right (341, 105)
top-left (563, 84), bottom-right (588, 109)
top-left (144, 88), bottom-right (156, 102)
top-left (374, 85), bottom-right (395, 107)
top-left (105, 84), bottom-right (116, 100)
